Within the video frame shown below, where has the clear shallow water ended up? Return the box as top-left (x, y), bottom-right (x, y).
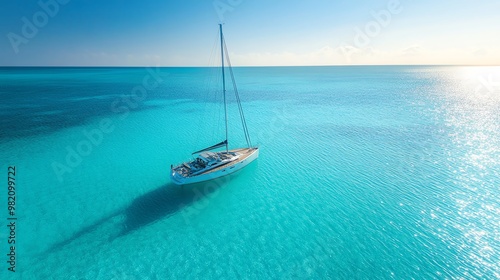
top-left (0, 66), bottom-right (499, 279)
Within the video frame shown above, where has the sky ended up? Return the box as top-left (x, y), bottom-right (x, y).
top-left (0, 0), bottom-right (499, 66)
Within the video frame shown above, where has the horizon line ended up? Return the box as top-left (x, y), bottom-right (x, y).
top-left (1, 64), bottom-right (499, 68)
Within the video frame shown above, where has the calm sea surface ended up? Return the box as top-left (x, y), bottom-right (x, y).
top-left (0, 66), bottom-right (499, 279)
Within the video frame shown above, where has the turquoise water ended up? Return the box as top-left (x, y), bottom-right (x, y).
top-left (0, 66), bottom-right (499, 279)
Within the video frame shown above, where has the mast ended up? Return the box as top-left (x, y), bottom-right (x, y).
top-left (220, 24), bottom-right (229, 152)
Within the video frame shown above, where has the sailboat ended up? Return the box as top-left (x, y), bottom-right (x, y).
top-left (170, 24), bottom-right (259, 185)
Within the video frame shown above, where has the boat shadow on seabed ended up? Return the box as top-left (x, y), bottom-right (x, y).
top-left (41, 172), bottom-right (246, 255)
top-left (117, 161), bottom-right (258, 237)
top-left (116, 182), bottom-right (217, 237)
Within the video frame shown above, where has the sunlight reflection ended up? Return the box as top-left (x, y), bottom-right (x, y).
top-left (429, 66), bottom-right (500, 277)
top-left (458, 66), bottom-right (500, 100)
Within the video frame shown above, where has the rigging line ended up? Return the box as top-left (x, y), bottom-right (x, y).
top-left (222, 39), bottom-right (251, 147)
top-left (219, 24), bottom-right (229, 152)
top-left (208, 29), bottom-right (224, 144)
top-left (223, 39), bottom-right (252, 147)
top-left (225, 51), bottom-right (251, 147)
top-left (210, 35), bottom-right (223, 144)
top-left (196, 29), bottom-right (220, 150)
top-left (213, 75), bottom-right (224, 143)
top-left (214, 71), bottom-right (223, 142)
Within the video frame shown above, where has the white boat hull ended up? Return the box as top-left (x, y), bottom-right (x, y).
top-left (170, 147), bottom-right (259, 185)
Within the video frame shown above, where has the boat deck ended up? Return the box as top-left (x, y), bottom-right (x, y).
top-left (199, 148), bottom-right (257, 175)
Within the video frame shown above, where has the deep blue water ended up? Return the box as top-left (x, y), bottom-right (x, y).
top-left (0, 66), bottom-right (499, 279)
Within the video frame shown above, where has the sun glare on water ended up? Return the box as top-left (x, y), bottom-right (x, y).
top-left (430, 66), bottom-right (500, 277)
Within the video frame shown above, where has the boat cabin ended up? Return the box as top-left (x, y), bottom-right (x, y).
top-left (198, 152), bottom-right (221, 167)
